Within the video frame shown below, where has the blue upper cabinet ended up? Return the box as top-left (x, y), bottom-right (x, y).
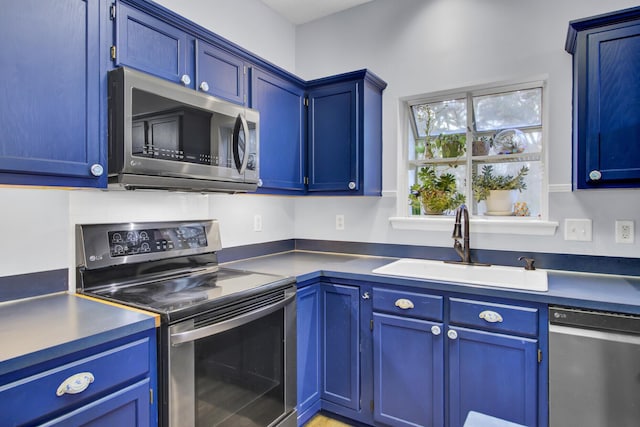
top-left (307, 72), bottom-right (386, 195)
top-left (566, 6), bottom-right (640, 189)
top-left (0, 0), bottom-right (107, 188)
top-left (115, 1), bottom-right (247, 104)
top-left (251, 69), bottom-right (306, 192)
top-left (196, 41), bottom-right (246, 104)
top-left (115, 1), bottom-right (194, 87)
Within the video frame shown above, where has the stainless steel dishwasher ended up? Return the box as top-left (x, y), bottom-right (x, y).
top-left (549, 306), bottom-right (640, 427)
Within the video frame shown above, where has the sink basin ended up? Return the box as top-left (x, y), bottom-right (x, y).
top-left (372, 258), bottom-right (548, 292)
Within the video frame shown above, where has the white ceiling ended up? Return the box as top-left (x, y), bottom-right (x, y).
top-left (260, 0), bottom-right (374, 25)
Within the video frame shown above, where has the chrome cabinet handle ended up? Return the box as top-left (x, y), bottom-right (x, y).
top-left (589, 170), bottom-right (602, 181)
top-left (56, 372), bottom-right (94, 396)
top-left (362, 292), bottom-right (370, 300)
top-left (199, 81), bottom-right (210, 92)
top-left (90, 164), bottom-right (103, 177)
top-left (348, 181), bottom-right (356, 190)
top-left (394, 298), bottom-right (414, 310)
top-left (447, 329), bottom-right (458, 340)
top-left (479, 310), bottom-right (503, 323)
top-left (431, 325), bottom-right (441, 336)
top-left (180, 74), bottom-right (191, 86)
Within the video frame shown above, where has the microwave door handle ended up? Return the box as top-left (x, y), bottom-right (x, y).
top-left (237, 114), bottom-right (250, 174)
top-left (170, 292), bottom-right (295, 346)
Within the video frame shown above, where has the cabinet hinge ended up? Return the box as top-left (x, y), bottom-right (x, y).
top-left (150, 388), bottom-right (153, 404)
top-left (370, 400), bottom-right (374, 412)
top-left (370, 319), bottom-right (374, 330)
top-left (537, 349), bottom-right (542, 363)
top-left (243, 65), bottom-right (247, 75)
top-left (304, 97), bottom-right (309, 107)
top-left (304, 177), bottom-right (309, 185)
top-left (110, 45), bottom-right (117, 61)
top-left (110, 3), bottom-right (116, 20)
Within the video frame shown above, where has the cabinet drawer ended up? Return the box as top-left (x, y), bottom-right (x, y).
top-left (449, 298), bottom-right (538, 337)
top-left (0, 337), bottom-right (151, 426)
top-left (373, 288), bottom-right (443, 321)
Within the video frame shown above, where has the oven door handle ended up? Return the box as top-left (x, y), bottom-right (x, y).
top-left (170, 293), bottom-right (295, 346)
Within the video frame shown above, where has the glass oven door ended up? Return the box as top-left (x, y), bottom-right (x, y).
top-left (168, 286), bottom-right (296, 427)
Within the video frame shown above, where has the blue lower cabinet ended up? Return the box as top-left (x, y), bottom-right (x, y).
top-left (297, 285), bottom-right (322, 425)
top-left (373, 313), bottom-right (444, 427)
top-left (39, 379), bottom-right (151, 427)
top-left (0, 328), bottom-right (157, 426)
top-left (321, 284), bottom-right (360, 411)
top-left (448, 327), bottom-right (538, 427)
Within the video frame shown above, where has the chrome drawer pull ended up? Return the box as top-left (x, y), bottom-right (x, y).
top-left (479, 310), bottom-right (503, 323)
top-left (395, 298), bottom-right (414, 310)
top-left (56, 372), bottom-right (94, 396)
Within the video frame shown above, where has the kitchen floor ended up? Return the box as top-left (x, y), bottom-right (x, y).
top-left (304, 414), bottom-right (353, 426)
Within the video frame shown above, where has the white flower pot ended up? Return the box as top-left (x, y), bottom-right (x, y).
top-left (485, 190), bottom-right (517, 215)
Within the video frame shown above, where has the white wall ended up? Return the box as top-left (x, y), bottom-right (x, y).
top-left (293, 0), bottom-right (640, 258)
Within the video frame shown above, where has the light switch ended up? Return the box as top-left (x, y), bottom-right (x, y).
top-left (564, 219), bottom-right (592, 241)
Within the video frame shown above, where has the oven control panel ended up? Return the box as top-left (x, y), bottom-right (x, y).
top-left (76, 220), bottom-right (222, 270)
top-left (108, 226), bottom-right (208, 257)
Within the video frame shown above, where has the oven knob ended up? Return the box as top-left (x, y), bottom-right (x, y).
top-left (199, 81), bottom-right (210, 92)
top-left (90, 164), bottom-right (104, 177)
top-left (180, 74), bottom-right (191, 86)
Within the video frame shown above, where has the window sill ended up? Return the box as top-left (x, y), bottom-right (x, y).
top-left (389, 216), bottom-right (558, 236)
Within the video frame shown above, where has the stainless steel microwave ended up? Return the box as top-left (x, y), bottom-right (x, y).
top-left (108, 67), bottom-right (259, 192)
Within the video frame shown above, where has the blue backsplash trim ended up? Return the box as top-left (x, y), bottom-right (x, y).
top-left (0, 269), bottom-right (68, 302)
top-left (218, 239), bottom-right (295, 264)
top-left (293, 239), bottom-right (640, 277)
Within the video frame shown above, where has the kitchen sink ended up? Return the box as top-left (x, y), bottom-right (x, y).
top-left (372, 258), bottom-right (548, 292)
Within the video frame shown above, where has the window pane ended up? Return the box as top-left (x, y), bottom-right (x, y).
top-left (473, 88), bottom-right (541, 131)
top-left (409, 165), bottom-right (467, 216)
top-left (472, 161), bottom-right (541, 217)
top-left (411, 99), bottom-right (466, 138)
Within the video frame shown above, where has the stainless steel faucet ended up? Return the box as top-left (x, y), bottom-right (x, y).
top-left (451, 204), bottom-right (471, 263)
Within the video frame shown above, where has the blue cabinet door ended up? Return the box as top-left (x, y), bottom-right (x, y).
top-left (448, 326), bottom-right (538, 427)
top-left (321, 283), bottom-right (360, 411)
top-left (0, 0), bottom-right (106, 188)
top-left (307, 82), bottom-right (359, 193)
top-left (373, 313), bottom-right (444, 427)
top-left (115, 1), bottom-right (193, 86)
top-left (297, 285), bottom-right (321, 425)
top-left (196, 41), bottom-right (245, 104)
top-left (251, 69), bottom-right (306, 193)
top-left (568, 8), bottom-right (640, 189)
top-left (40, 379), bottom-right (150, 427)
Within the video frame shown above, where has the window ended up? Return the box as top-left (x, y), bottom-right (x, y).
top-left (406, 81), bottom-right (545, 220)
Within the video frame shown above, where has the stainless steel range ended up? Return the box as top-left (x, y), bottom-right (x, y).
top-left (76, 220), bottom-right (297, 427)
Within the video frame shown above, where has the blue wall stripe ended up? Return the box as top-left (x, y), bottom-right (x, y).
top-left (0, 269), bottom-right (68, 302)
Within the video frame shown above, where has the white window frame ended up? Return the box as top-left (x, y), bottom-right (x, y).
top-left (390, 77), bottom-right (558, 236)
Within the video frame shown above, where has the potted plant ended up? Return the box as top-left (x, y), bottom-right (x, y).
top-left (431, 133), bottom-right (466, 159)
top-left (410, 166), bottom-right (465, 215)
top-left (472, 165), bottom-right (529, 214)
top-left (472, 135), bottom-right (493, 156)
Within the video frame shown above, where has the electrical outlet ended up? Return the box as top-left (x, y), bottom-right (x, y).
top-left (336, 214), bottom-right (345, 230)
top-left (253, 214), bottom-right (262, 232)
top-left (615, 220), bottom-right (634, 244)
top-left (564, 219), bottom-right (592, 241)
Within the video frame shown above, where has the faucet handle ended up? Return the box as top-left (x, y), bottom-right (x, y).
top-left (518, 256), bottom-right (536, 270)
